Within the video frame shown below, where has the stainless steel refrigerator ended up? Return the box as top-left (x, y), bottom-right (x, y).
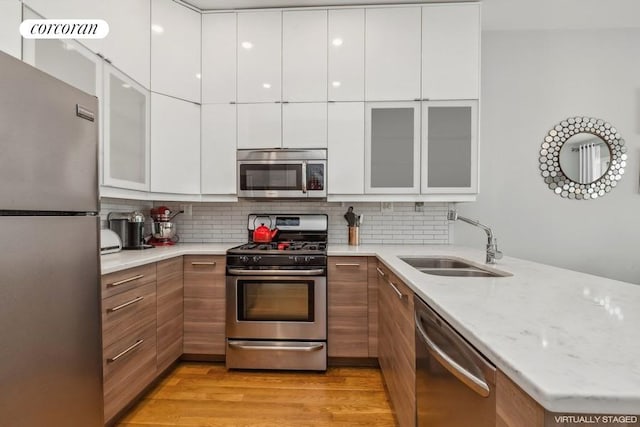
top-left (0, 51), bottom-right (103, 426)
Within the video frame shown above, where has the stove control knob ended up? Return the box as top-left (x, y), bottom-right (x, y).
top-left (239, 256), bottom-right (249, 264)
top-left (252, 255), bottom-right (262, 263)
top-left (304, 256), bottom-right (312, 264)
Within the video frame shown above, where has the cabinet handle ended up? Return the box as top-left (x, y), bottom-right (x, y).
top-left (335, 263), bottom-right (360, 267)
top-left (282, 101), bottom-right (289, 104)
top-left (229, 101), bottom-right (236, 104)
top-left (387, 280), bottom-right (405, 300)
top-left (414, 98), bottom-right (422, 101)
top-left (106, 296), bottom-right (144, 313)
top-left (107, 339), bottom-right (144, 363)
top-left (191, 261), bottom-right (216, 266)
top-left (376, 267), bottom-right (385, 277)
top-left (108, 274), bottom-right (144, 288)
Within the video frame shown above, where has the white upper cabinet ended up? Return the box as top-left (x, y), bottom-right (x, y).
top-left (365, 7), bottom-right (421, 102)
top-left (22, 0), bottom-right (103, 52)
top-left (201, 104), bottom-right (236, 194)
top-left (282, 10), bottom-right (327, 102)
top-left (422, 4), bottom-right (480, 100)
top-left (103, 64), bottom-right (150, 191)
top-left (151, 0), bottom-right (201, 103)
top-left (202, 13), bottom-right (236, 104)
top-left (237, 11), bottom-right (281, 103)
top-left (150, 93), bottom-right (200, 194)
top-left (102, 0), bottom-right (150, 88)
top-left (421, 100), bottom-right (478, 194)
top-left (327, 9), bottom-right (364, 102)
top-left (237, 103), bottom-right (281, 149)
top-left (282, 103), bottom-right (327, 148)
top-left (0, 0), bottom-right (21, 59)
top-left (365, 101), bottom-right (421, 194)
top-left (328, 102), bottom-right (365, 194)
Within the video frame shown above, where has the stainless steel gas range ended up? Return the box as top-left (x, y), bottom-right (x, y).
top-left (225, 214), bottom-right (328, 371)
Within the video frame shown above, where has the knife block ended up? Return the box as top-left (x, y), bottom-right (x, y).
top-left (348, 226), bottom-right (360, 246)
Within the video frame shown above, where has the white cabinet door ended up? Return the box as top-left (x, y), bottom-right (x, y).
top-left (103, 64), bottom-right (150, 191)
top-left (202, 13), bottom-right (236, 104)
top-left (422, 4), bottom-right (480, 100)
top-left (22, 12), bottom-right (101, 97)
top-left (201, 104), bottom-right (236, 194)
top-left (102, 0), bottom-right (150, 88)
top-left (328, 9), bottom-right (364, 102)
top-left (365, 101), bottom-right (420, 194)
top-left (0, 0), bottom-right (21, 58)
top-left (237, 103), bottom-right (281, 149)
top-left (237, 11), bottom-right (281, 103)
top-left (150, 93), bottom-right (200, 194)
top-left (21, 0), bottom-right (104, 52)
top-left (282, 102), bottom-right (327, 148)
top-left (151, 0), bottom-right (201, 103)
top-left (365, 7), bottom-right (421, 101)
top-left (421, 100), bottom-right (478, 194)
top-left (328, 102), bottom-right (364, 194)
top-left (282, 10), bottom-right (327, 102)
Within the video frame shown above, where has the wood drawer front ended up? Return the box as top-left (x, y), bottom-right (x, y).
top-left (157, 314), bottom-right (183, 373)
top-left (328, 256), bottom-right (368, 281)
top-left (102, 282), bottom-right (156, 349)
top-left (184, 255), bottom-right (225, 275)
top-left (103, 323), bottom-right (157, 423)
top-left (101, 263), bottom-right (157, 299)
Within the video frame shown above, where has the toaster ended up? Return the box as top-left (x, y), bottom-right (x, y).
top-left (100, 229), bottom-right (122, 255)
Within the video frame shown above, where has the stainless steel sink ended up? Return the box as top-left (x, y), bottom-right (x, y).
top-left (399, 256), bottom-right (511, 278)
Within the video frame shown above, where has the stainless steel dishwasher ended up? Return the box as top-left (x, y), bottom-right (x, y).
top-left (414, 295), bottom-right (496, 427)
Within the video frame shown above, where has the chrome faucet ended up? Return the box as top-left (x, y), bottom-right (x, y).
top-left (448, 210), bottom-right (503, 264)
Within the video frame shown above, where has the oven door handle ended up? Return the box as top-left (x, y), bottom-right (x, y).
top-left (227, 268), bottom-right (325, 276)
top-left (228, 342), bottom-right (325, 352)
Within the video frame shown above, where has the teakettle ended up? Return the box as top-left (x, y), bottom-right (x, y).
top-left (252, 217), bottom-right (278, 243)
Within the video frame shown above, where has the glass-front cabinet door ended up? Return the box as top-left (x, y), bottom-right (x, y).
top-left (103, 63), bottom-right (150, 191)
top-left (365, 101), bottom-right (420, 194)
top-left (421, 100), bottom-right (478, 194)
top-left (22, 7), bottom-right (101, 98)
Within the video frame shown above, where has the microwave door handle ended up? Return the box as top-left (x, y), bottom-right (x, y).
top-left (301, 161), bottom-right (307, 194)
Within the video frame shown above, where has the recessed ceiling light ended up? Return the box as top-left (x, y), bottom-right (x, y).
top-left (196, 73), bottom-right (202, 79)
top-left (241, 41), bottom-right (253, 49)
top-left (151, 24), bottom-right (164, 34)
top-left (332, 38), bottom-right (343, 47)
top-left (332, 81), bottom-right (341, 87)
top-left (262, 83), bottom-right (271, 89)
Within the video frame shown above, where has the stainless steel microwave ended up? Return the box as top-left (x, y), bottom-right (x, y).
top-left (237, 149), bottom-right (327, 199)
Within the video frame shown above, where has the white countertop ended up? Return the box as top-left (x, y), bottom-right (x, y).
top-left (101, 243), bottom-right (640, 415)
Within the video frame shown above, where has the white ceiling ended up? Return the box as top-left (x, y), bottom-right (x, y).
top-left (185, 0), bottom-right (640, 30)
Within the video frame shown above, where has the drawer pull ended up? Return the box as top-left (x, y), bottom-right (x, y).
top-left (106, 296), bottom-right (144, 313)
top-left (376, 267), bottom-right (385, 277)
top-left (387, 280), bottom-right (405, 300)
top-left (108, 274), bottom-right (144, 288)
top-left (335, 263), bottom-right (360, 267)
top-left (107, 339), bottom-right (144, 363)
top-left (191, 261), bottom-right (216, 266)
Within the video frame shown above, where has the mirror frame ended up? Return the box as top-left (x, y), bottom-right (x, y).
top-left (539, 116), bottom-right (627, 200)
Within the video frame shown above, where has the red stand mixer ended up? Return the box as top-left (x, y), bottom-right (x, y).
top-left (149, 206), bottom-right (182, 246)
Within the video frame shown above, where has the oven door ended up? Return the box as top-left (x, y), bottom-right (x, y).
top-left (226, 274), bottom-right (327, 341)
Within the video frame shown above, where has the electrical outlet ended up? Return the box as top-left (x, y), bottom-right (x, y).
top-left (381, 202), bottom-right (393, 213)
top-left (415, 202), bottom-right (424, 212)
top-left (180, 204), bottom-right (192, 218)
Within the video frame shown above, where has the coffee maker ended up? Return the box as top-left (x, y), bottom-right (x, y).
top-left (107, 211), bottom-right (153, 250)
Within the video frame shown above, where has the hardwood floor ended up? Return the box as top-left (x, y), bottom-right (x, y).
top-left (118, 362), bottom-right (397, 427)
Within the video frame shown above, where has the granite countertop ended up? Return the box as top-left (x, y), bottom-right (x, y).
top-left (100, 243), bottom-right (640, 416)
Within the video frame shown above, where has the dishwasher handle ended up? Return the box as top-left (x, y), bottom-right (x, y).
top-left (415, 310), bottom-right (492, 398)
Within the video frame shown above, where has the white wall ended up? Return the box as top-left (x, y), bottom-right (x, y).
top-left (454, 27), bottom-right (640, 284)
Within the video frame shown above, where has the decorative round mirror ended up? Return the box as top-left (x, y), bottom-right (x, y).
top-left (539, 117), bottom-right (627, 200)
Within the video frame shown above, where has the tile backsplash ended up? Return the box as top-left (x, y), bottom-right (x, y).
top-left (100, 199), bottom-right (450, 245)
